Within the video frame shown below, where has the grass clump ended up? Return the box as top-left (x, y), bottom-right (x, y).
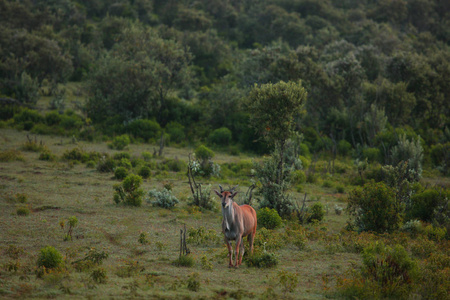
top-left (16, 206), bottom-right (30, 216)
top-left (0, 149), bottom-right (25, 162)
top-left (172, 255), bottom-right (195, 267)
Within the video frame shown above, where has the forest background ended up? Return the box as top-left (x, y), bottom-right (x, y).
top-left (1, 0), bottom-right (449, 299)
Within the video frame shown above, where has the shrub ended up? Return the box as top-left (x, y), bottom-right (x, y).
top-left (62, 147), bottom-right (88, 163)
top-left (187, 272), bottom-right (200, 291)
top-left (90, 268), bottom-right (107, 284)
top-left (187, 227), bottom-right (221, 245)
top-left (117, 158), bottom-right (132, 169)
top-left (16, 206), bottom-right (30, 216)
top-left (72, 248), bottom-right (109, 271)
top-left (114, 167), bottom-right (128, 180)
top-left (391, 134), bottom-right (423, 181)
top-left (108, 135), bottom-right (130, 150)
top-left (148, 188), bottom-right (179, 209)
top-left (0, 149), bottom-right (25, 162)
top-left (245, 251), bottom-right (278, 268)
top-left (361, 242), bottom-right (417, 298)
top-left (172, 255), bottom-right (195, 267)
top-left (347, 182), bottom-right (404, 233)
top-left (258, 207), bottom-right (283, 229)
top-left (338, 139), bottom-right (352, 156)
top-left (113, 152), bottom-right (131, 160)
top-left (195, 145), bottom-right (214, 161)
top-left (39, 149), bottom-right (56, 161)
top-left (277, 270), bottom-right (299, 294)
top-left (429, 142), bottom-right (450, 175)
top-left (138, 166), bottom-right (151, 179)
top-left (208, 127), bottom-right (232, 146)
top-left (113, 174), bottom-right (144, 206)
top-left (97, 157), bottom-right (116, 173)
top-left (37, 246), bottom-right (63, 269)
top-left (309, 202), bottom-right (325, 222)
top-left (291, 170), bottom-right (306, 184)
top-left (126, 119), bottom-right (161, 141)
top-left (362, 147), bottom-right (381, 163)
top-left (408, 189), bottom-right (445, 222)
top-left (166, 122), bottom-right (185, 144)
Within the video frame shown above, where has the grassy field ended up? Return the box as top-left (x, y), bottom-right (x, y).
top-left (0, 128), bottom-right (448, 299)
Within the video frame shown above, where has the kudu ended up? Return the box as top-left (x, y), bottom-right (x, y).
top-left (215, 185), bottom-right (257, 268)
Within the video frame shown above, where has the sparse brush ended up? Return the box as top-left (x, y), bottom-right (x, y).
top-left (187, 272), bottom-right (200, 291)
top-left (0, 149), bottom-right (25, 162)
top-left (172, 255), bottom-right (195, 267)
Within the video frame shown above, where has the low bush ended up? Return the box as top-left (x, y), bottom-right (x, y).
top-left (208, 127), bottom-right (232, 146)
top-left (16, 206), bottom-right (30, 216)
top-left (148, 188), bottom-right (179, 209)
top-left (113, 174), bottom-right (144, 206)
top-left (108, 135), bottom-right (130, 150)
top-left (114, 167), bottom-right (128, 180)
top-left (258, 207), bottom-right (283, 229)
top-left (309, 202), bottom-right (325, 222)
top-left (37, 246), bottom-right (63, 269)
top-left (0, 149), bottom-right (25, 162)
top-left (96, 156), bottom-right (116, 173)
top-left (138, 166), bottom-right (151, 179)
top-left (172, 255), bottom-right (195, 267)
top-left (90, 268), bottom-right (107, 284)
top-left (187, 272), bottom-right (200, 291)
top-left (126, 119), bottom-right (161, 142)
top-left (245, 251), bottom-right (278, 268)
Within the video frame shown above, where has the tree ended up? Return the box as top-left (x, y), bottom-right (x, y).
top-left (86, 22), bottom-right (194, 125)
top-left (246, 80), bottom-right (307, 216)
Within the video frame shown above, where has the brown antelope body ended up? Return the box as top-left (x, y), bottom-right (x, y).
top-left (215, 185), bottom-right (257, 268)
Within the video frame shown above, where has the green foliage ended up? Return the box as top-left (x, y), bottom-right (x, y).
top-left (277, 270), bottom-right (299, 294)
top-left (391, 134), bottom-right (423, 181)
top-left (187, 272), bottom-right (200, 291)
top-left (138, 232), bottom-right (149, 245)
top-left (114, 167), bottom-right (128, 180)
top-left (347, 182), bottom-right (404, 233)
top-left (361, 242), bottom-right (418, 298)
top-left (172, 255), bottom-right (195, 268)
top-left (14, 72), bottom-right (40, 106)
top-left (165, 122), bottom-right (185, 144)
top-left (258, 207), bottom-right (283, 230)
top-left (16, 206), bottom-right (30, 216)
top-left (253, 156), bottom-right (293, 217)
top-left (97, 157), bottom-right (116, 173)
top-left (245, 251), bottom-right (278, 268)
top-left (337, 139), bottom-right (352, 156)
top-left (37, 246), bottom-right (63, 269)
top-left (195, 145), bottom-right (214, 161)
top-left (309, 202), bottom-right (325, 222)
top-left (138, 166), bottom-right (151, 179)
top-left (208, 127), bottom-right (232, 146)
top-left (90, 268), bottom-right (107, 284)
top-left (148, 188), bottom-right (179, 209)
top-left (430, 142), bottom-right (450, 175)
top-left (187, 227), bottom-right (220, 245)
top-left (126, 119), bottom-right (161, 142)
top-left (60, 216), bottom-right (78, 241)
top-left (0, 149), bottom-right (25, 162)
top-left (409, 188), bottom-right (447, 222)
top-left (362, 147), bottom-right (381, 163)
top-left (108, 135), bottom-right (130, 150)
top-left (73, 248), bottom-right (109, 272)
top-left (113, 174), bottom-right (144, 206)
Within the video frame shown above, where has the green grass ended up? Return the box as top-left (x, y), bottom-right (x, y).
top-left (0, 128), bottom-right (448, 299)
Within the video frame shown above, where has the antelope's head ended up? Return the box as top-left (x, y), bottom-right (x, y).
top-left (215, 185), bottom-right (238, 208)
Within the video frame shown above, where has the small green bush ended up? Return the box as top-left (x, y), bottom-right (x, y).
top-left (166, 122), bottom-right (185, 144)
top-left (114, 167), bottom-right (128, 180)
top-left (138, 166), bottom-right (151, 178)
top-left (309, 203), bottom-right (325, 222)
top-left (338, 139), bottom-right (352, 156)
top-left (97, 156), bottom-right (116, 173)
top-left (195, 145), bottom-right (214, 161)
top-left (113, 174), bottom-right (144, 206)
top-left (113, 152), bottom-right (131, 160)
top-left (62, 147), bottom-right (88, 163)
top-left (108, 135), bottom-right (130, 150)
top-left (39, 149), bottom-right (56, 161)
top-left (117, 158), bottom-right (132, 169)
top-left (126, 119), bottom-right (161, 141)
top-left (208, 127), bottom-right (232, 146)
top-left (362, 147), bottom-right (381, 163)
top-left (258, 207), bottom-right (283, 229)
top-left (245, 251), bottom-right (278, 268)
top-left (409, 189), bottom-right (444, 222)
top-left (291, 170), bottom-right (306, 184)
top-left (37, 246), bottom-right (63, 269)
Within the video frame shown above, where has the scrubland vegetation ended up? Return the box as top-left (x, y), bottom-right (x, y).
top-left (0, 0), bottom-right (449, 299)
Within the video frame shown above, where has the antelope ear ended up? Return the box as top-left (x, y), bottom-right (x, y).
top-left (230, 191), bottom-right (238, 198)
top-left (214, 190), bottom-right (222, 198)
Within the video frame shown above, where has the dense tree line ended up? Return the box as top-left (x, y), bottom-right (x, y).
top-left (0, 0), bottom-right (448, 171)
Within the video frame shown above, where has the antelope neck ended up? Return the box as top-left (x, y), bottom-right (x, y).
top-left (222, 201), bottom-right (235, 231)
